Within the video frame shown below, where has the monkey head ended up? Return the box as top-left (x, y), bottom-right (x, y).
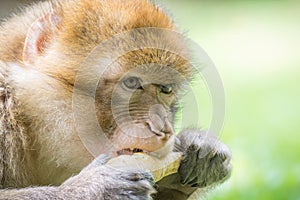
top-left (17, 0), bottom-right (194, 165)
top-left (74, 32), bottom-right (193, 158)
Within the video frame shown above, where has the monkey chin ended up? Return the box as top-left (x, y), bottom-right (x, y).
top-left (148, 136), bottom-right (175, 159)
top-left (112, 122), bottom-right (176, 159)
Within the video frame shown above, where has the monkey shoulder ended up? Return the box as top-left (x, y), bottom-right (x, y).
top-left (0, 61), bottom-right (28, 188)
top-left (0, 61), bottom-right (12, 138)
top-left (0, 61), bottom-right (16, 136)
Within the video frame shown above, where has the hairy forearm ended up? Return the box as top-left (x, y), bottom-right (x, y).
top-left (0, 183), bottom-right (102, 200)
top-left (0, 187), bottom-right (62, 200)
top-left (0, 185), bottom-right (103, 200)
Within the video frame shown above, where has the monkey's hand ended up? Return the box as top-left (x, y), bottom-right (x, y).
top-left (156, 129), bottom-right (231, 200)
top-left (60, 154), bottom-right (156, 200)
top-left (177, 129), bottom-right (232, 188)
top-left (0, 155), bottom-right (155, 199)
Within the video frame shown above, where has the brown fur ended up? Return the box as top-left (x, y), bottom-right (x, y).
top-left (0, 0), bottom-right (189, 188)
top-left (0, 61), bottom-right (28, 188)
top-left (0, 0), bottom-right (231, 199)
top-left (0, 0), bottom-right (189, 85)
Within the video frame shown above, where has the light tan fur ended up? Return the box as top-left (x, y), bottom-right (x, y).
top-left (0, 0), bottom-right (231, 199)
top-left (0, 0), bottom-right (185, 187)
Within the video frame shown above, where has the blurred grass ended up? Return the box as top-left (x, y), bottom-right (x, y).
top-left (1, 0), bottom-right (299, 199)
top-left (161, 0), bottom-right (300, 199)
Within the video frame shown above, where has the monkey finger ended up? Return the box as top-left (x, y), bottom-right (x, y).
top-left (120, 170), bottom-right (155, 186)
top-left (123, 179), bottom-right (156, 198)
top-left (179, 155), bottom-right (198, 185)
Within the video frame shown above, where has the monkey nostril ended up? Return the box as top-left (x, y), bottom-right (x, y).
top-left (146, 119), bottom-right (173, 140)
top-left (148, 114), bottom-right (164, 131)
top-left (146, 121), bottom-right (162, 136)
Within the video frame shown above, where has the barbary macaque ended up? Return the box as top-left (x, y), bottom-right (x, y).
top-left (0, 0), bottom-right (231, 199)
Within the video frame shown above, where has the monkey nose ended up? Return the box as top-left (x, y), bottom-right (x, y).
top-left (147, 114), bottom-right (174, 140)
top-left (147, 104), bottom-right (174, 139)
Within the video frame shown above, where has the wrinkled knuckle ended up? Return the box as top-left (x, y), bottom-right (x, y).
top-left (187, 143), bottom-right (200, 152)
top-left (214, 143), bottom-right (232, 164)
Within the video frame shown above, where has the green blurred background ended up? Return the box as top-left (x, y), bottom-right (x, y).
top-left (1, 0), bottom-right (299, 199)
top-left (160, 0), bottom-right (300, 199)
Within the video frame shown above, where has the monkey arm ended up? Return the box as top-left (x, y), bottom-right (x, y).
top-left (0, 187), bottom-right (62, 200)
top-left (0, 155), bottom-right (155, 200)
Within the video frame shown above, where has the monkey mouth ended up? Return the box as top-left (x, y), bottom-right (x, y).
top-left (113, 122), bottom-right (175, 158)
top-left (117, 148), bottom-right (149, 156)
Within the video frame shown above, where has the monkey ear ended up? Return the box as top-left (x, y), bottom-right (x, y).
top-left (23, 12), bottom-right (61, 65)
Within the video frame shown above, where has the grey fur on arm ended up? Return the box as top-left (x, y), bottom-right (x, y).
top-left (0, 155), bottom-right (155, 200)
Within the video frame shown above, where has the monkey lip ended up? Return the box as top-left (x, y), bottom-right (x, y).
top-left (113, 122), bottom-right (173, 157)
top-left (117, 148), bottom-right (149, 156)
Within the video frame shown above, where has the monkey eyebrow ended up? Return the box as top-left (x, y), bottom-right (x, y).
top-left (153, 83), bottom-right (176, 89)
top-left (104, 78), bottom-right (123, 85)
top-left (160, 83), bottom-right (175, 88)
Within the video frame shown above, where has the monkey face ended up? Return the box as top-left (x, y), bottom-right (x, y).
top-left (94, 60), bottom-right (188, 158)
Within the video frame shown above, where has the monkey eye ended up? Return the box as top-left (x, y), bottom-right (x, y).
top-left (123, 77), bottom-right (142, 90)
top-left (160, 84), bottom-right (173, 94)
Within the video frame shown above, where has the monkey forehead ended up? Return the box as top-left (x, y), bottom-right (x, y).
top-left (42, 0), bottom-right (193, 88)
top-left (126, 64), bottom-right (189, 84)
top-left (98, 49), bottom-right (193, 82)
top-left (122, 49), bottom-right (193, 77)
top-left (57, 0), bottom-right (175, 51)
